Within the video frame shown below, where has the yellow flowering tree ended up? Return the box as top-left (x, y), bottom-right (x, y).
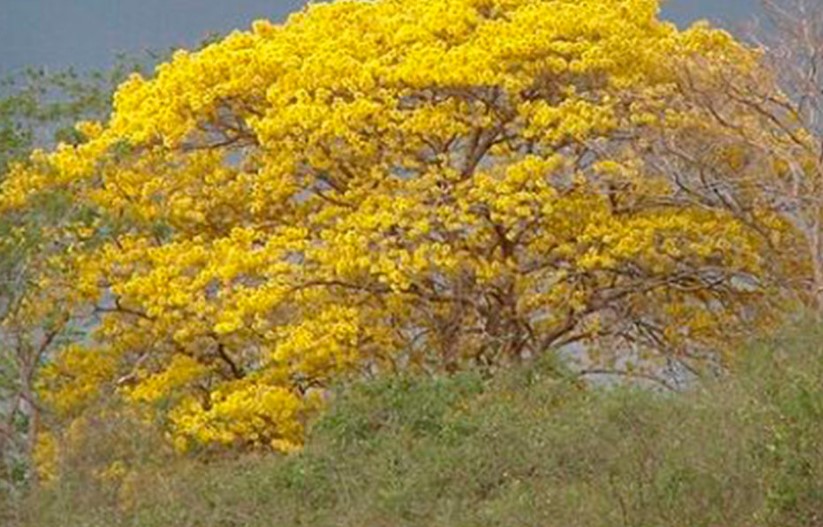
top-left (0, 0), bottom-right (791, 454)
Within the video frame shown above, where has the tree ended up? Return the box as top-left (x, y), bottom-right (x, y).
top-left (755, 1), bottom-right (823, 311)
top-left (0, 0), bottom-right (787, 456)
top-left (642, 0), bottom-right (823, 316)
top-left (0, 59), bottom-right (150, 496)
top-left (0, 63), bottom-right (146, 170)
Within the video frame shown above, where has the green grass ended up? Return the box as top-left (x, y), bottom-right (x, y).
top-left (13, 325), bottom-right (823, 526)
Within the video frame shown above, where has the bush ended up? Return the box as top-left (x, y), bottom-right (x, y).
top-left (15, 324), bottom-right (823, 526)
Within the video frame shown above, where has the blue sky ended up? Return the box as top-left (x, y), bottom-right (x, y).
top-left (1, 0), bottom-right (760, 75)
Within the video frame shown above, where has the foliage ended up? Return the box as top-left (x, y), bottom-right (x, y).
top-left (0, 58), bottom-right (151, 503)
top-left (0, 0), bottom-right (793, 459)
top-left (0, 59), bottom-right (150, 170)
top-left (14, 323), bottom-right (823, 527)
top-left (644, 0), bottom-right (823, 312)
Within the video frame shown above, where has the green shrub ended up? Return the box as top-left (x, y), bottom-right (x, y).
top-left (16, 324), bottom-right (823, 526)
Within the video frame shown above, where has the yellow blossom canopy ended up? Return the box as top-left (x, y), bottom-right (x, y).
top-left (2, 0), bottom-right (784, 451)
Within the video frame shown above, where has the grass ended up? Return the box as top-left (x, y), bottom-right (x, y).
top-left (12, 324), bottom-right (823, 526)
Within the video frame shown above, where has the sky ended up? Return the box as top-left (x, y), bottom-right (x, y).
top-left (1, 0), bottom-right (761, 76)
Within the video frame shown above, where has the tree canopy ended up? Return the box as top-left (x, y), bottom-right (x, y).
top-left (0, 0), bottom-right (797, 459)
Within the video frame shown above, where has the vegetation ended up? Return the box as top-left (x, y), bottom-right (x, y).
top-left (2, 0), bottom-right (823, 523)
top-left (0, 58), bottom-right (152, 500)
top-left (13, 322), bottom-right (823, 527)
top-left (0, 0), bottom-right (802, 463)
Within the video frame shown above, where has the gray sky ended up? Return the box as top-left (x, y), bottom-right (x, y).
top-left (1, 0), bottom-right (760, 76)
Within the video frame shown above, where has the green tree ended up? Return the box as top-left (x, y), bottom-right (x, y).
top-left (0, 56), bottom-right (151, 506)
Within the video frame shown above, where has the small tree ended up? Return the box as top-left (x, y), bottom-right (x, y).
top-left (0, 58), bottom-right (150, 499)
